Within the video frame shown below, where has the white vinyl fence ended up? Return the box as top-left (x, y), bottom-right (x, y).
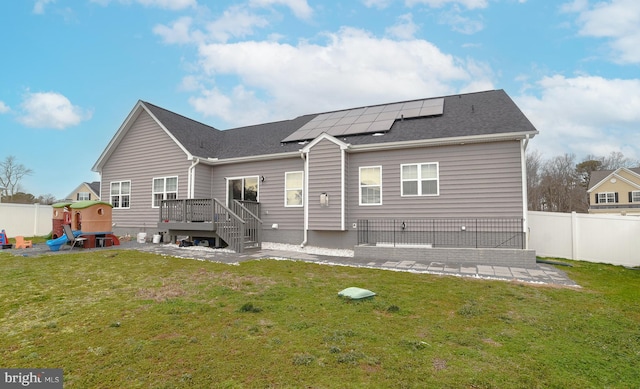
top-left (0, 203), bottom-right (53, 237)
top-left (528, 211), bottom-right (640, 267)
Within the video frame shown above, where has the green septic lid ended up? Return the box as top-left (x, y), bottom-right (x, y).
top-left (69, 200), bottom-right (113, 209)
top-left (52, 202), bottom-right (73, 208)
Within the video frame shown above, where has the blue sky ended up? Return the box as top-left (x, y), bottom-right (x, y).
top-left (1, 0), bottom-right (639, 199)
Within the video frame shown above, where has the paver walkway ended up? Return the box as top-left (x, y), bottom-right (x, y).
top-left (9, 241), bottom-right (580, 287)
top-left (133, 243), bottom-right (580, 287)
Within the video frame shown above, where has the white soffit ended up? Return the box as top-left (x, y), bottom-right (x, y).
top-left (282, 98), bottom-right (444, 143)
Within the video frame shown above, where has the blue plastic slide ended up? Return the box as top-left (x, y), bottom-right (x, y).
top-left (46, 230), bottom-right (82, 252)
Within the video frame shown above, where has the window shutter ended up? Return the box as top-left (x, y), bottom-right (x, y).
top-left (615, 192), bottom-right (619, 203)
top-left (630, 192), bottom-right (633, 203)
top-left (89, 194), bottom-right (92, 200)
top-left (76, 193), bottom-right (79, 200)
top-left (595, 193), bottom-right (599, 204)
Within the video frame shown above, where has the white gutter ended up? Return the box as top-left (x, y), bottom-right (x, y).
top-left (349, 131), bottom-right (538, 153)
top-left (521, 134), bottom-right (530, 249)
top-left (188, 158), bottom-right (200, 199)
top-left (199, 151), bottom-right (300, 166)
top-left (300, 150), bottom-right (309, 247)
top-left (187, 132), bottom-right (538, 168)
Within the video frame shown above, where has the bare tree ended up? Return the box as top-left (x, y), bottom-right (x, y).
top-left (37, 193), bottom-right (58, 205)
top-left (526, 149), bottom-right (543, 210)
top-left (527, 151), bottom-right (638, 213)
top-left (0, 156), bottom-right (33, 200)
top-left (600, 151), bottom-right (639, 170)
top-left (538, 153), bottom-right (588, 212)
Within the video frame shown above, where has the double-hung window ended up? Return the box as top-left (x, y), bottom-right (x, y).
top-left (285, 171), bottom-right (303, 207)
top-left (77, 192), bottom-right (90, 201)
top-left (630, 191), bottom-right (640, 203)
top-left (401, 162), bottom-right (439, 196)
top-left (152, 176), bottom-right (178, 207)
top-left (110, 181), bottom-right (131, 209)
top-left (359, 166), bottom-right (382, 205)
top-left (597, 192), bottom-right (617, 204)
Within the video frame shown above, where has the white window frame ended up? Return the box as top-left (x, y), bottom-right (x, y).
top-left (110, 181), bottom-right (131, 209)
top-left (359, 166), bottom-right (382, 206)
top-left (152, 176), bottom-right (178, 208)
top-left (284, 171), bottom-right (304, 207)
top-left (401, 162), bottom-right (439, 197)
top-left (631, 191), bottom-right (640, 203)
top-left (77, 192), bottom-right (90, 201)
top-left (597, 192), bottom-right (617, 204)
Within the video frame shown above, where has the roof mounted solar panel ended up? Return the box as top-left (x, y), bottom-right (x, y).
top-left (282, 97), bottom-right (445, 143)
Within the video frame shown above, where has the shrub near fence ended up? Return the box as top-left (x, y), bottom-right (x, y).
top-left (0, 203), bottom-right (53, 237)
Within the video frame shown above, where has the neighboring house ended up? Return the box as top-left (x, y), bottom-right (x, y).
top-left (65, 181), bottom-right (101, 202)
top-left (587, 167), bottom-right (640, 216)
top-left (92, 89), bottom-right (538, 261)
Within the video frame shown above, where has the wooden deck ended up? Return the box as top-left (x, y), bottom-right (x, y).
top-left (158, 198), bottom-right (262, 253)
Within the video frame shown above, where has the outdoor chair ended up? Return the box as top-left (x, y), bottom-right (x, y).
top-left (15, 236), bottom-right (33, 249)
top-left (63, 224), bottom-right (87, 250)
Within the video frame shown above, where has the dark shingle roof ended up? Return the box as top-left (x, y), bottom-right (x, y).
top-left (88, 181), bottom-right (101, 197)
top-left (143, 101), bottom-right (224, 157)
top-left (144, 89), bottom-right (537, 160)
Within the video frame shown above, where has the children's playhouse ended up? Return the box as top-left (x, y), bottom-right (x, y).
top-left (47, 200), bottom-right (120, 251)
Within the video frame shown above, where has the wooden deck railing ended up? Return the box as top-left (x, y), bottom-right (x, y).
top-left (231, 200), bottom-right (262, 250)
top-left (159, 198), bottom-right (262, 253)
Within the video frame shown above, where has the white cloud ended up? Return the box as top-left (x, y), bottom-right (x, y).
top-left (517, 75), bottom-right (640, 160)
top-left (90, 0), bottom-right (196, 10)
top-left (205, 6), bottom-right (270, 43)
top-left (249, 0), bottom-right (313, 19)
top-left (154, 8), bottom-right (270, 45)
top-left (154, 17), bottom-right (201, 44)
top-left (0, 101), bottom-right (9, 114)
top-left (362, 0), bottom-right (394, 9)
top-left (17, 92), bottom-right (92, 129)
top-left (33, 0), bottom-right (55, 14)
top-left (405, 0), bottom-right (488, 10)
top-left (564, 0), bottom-right (640, 64)
top-left (385, 13), bottom-right (420, 39)
top-left (188, 27), bottom-right (492, 126)
top-left (190, 86), bottom-right (271, 126)
top-left (439, 7), bottom-right (484, 34)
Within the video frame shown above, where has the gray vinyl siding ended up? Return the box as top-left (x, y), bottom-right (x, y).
top-left (308, 138), bottom-right (343, 230)
top-left (101, 110), bottom-right (191, 228)
top-left (193, 163), bottom-right (214, 198)
top-left (210, 157), bottom-right (305, 230)
top-left (347, 141), bottom-right (524, 221)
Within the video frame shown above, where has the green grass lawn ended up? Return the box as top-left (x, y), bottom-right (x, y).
top-left (1, 250), bottom-right (638, 388)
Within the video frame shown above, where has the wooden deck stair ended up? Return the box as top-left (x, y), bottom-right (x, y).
top-left (159, 198), bottom-right (262, 253)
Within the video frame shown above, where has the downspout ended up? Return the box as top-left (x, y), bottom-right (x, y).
top-left (341, 147), bottom-right (346, 231)
top-left (521, 135), bottom-right (530, 249)
top-left (300, 150), bottom-right (309, 247)
top-left (188, 158), bottom-right (200, 199)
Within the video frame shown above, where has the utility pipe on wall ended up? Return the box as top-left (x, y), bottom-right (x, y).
top-left (300, 150), bottom-right (308, 247)
top-left (188, 158), bottom-right (200, 199)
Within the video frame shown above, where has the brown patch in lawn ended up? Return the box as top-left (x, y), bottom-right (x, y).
top-left (136, 269), bottom-right (276, 302)
top-left (137, 283), bottom-right (186, 302)
top-left (432, 358), bottom-right (447, 371)
top-left (482, 338), bottom-right (502, 347)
